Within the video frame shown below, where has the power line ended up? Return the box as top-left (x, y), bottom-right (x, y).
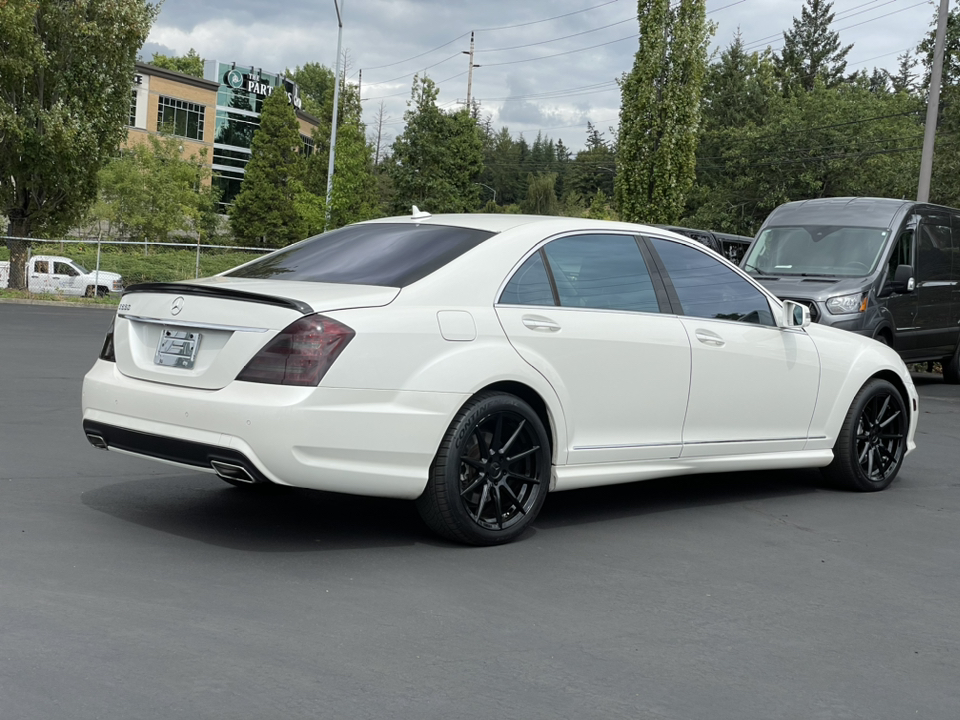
top-left (363, 52), bottom-right (461, 87)
top-left (483, 33), bottom-right (639, 67)
top-left (358, 33), bottom-right (470, 72)
top-left (697, 144), bottom-right (922, 170)
top-left (474, 0), bottom-right (623, 32)
top-left (477, 15), bottom-right (638, 53)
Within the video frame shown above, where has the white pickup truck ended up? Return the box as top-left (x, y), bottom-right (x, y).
top-left (0, 255), bottom-right (124, 296)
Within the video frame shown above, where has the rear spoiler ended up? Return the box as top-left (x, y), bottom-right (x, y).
top-left (122, 282), bottom-right (314, 314)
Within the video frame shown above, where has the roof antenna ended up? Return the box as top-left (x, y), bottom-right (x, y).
top-left (412, 206), bottom-right (432, 220)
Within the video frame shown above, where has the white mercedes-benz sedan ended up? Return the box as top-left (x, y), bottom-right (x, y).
top-left (82, 212), bottom-right (919, 545)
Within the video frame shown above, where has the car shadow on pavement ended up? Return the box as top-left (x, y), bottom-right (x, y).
top-left (534, 468), bottom-right (826, 531)
top-left (81, 474), bottom-right (428, 552)
top-left (81, 467), bottom-right (829, 551)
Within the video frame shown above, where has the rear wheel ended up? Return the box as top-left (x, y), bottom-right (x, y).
top-left (822, 378), bottom-right (907, 492)
top-left (417, 392), bottom-right (550, 546)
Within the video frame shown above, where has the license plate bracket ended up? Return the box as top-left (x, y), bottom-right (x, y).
top-left (155, 328), bottom-right (202, 369)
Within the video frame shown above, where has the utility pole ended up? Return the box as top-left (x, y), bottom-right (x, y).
top-left (325, 0), bottom-right (345, 231)
top-left (462, 31), bottom-right (480, 108)
top-left (918, 0), bottom-right (949, 203)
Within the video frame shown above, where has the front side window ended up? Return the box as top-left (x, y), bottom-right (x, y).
top-left (743, 225), bottom-right (890, 278)
top-left (157, 96), bottom-right (206, 141)
top-left (541, 234), bottom-right (660, 313)
top-left (53, 262), bottom-right (77, 276)
top-left (226, 223), bottom-right (495, 287)
top-left (651, 238), bottom-right (774, 326)
top-left (887, 227), bottom-right (914, 281)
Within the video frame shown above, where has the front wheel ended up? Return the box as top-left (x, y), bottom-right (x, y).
top-left (942, 341), bottom-right (960, 384)
top-left (416, 392), bottom-right (550, 546)
top-left (822, 378), bottom-right (907, 492)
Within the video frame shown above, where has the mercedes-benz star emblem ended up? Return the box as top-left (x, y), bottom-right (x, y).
top-left (171, 297), bottom-right (184, 315)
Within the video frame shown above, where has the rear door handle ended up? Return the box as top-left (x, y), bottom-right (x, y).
top-left (695, 329), bottom-right (725, 347)
top-left (522, 315), bottom-right (561, 332)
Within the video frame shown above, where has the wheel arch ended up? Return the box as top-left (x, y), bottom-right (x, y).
top-left (472, 380), bottom-right (558, 463)
top-left (869, 369), bottom-right (913, 422)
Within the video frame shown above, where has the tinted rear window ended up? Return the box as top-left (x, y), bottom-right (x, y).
top-left (226, 223), bottom-right (496, 287)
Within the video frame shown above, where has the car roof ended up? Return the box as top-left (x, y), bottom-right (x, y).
top-left (360, 212), bottom-right (695, 239)
top-left (765, 197), bottom-right (914, 228)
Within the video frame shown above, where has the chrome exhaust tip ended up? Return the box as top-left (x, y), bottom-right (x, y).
top-left (210, 460), bottom-right (257, 484)
top-left (86, 433), bottom-right (108, 450)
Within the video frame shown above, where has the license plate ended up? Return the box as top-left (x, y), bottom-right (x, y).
top-left (155, 329), bottom-right (202, 369)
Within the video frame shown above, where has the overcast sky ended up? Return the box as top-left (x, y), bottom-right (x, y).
top-left (143, 0), bottom-right (936, 149)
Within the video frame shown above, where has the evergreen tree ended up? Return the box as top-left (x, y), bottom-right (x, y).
top-left (388, 76), bottom-right (484, 213)
top-left (569, 123), bottom-right (616, 201)
top-left (888, 51), bottom-right (919, 95)
top-left (775, 0), bottom-right (853, 93)
top-left (149, 48), bottom-right (204, 78)
top-left (325, 102), bottom-right (379, 230)
top-left (229, 90), bottom-right (306, 246)
top-left (616, 0), bottom-right (712, 224)
top-left (0, 0), bottom-right (156, 290)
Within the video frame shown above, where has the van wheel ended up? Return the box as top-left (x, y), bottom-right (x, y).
top-left (943, 342), bottom-right (960, 384)
top-left (822, 378), bottom-right (907, 492)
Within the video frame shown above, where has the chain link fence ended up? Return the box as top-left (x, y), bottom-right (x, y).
top-left (1, 235), bottom-right (273, 297)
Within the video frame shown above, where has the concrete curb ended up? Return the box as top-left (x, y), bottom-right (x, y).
top-left (0, 297), bottom-right (116, 310)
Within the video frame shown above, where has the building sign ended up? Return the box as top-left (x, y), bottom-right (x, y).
top-left (224, 68), bottom-right (302, 110)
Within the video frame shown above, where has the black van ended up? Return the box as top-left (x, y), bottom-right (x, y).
top-left (741, 197), bottom-right (960, 383)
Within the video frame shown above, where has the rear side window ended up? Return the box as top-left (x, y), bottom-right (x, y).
top-left (651, 238), bottom-right (774, 326)
top-left (226, 223), bottom-right (496, 287)
top-left (500, 251), bottom-right (556, 306)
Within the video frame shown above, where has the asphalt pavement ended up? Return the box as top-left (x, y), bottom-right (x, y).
top-left (1, 303), bottom-right (958, 719)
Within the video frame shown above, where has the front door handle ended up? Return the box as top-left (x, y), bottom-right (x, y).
top-left (695, 329), bottom-right (725, 347)
top-left (522, 315), bottom-right (561, 332)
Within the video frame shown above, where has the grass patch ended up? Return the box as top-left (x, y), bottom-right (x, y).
top-left (0, 288), bottom-right (120, 305)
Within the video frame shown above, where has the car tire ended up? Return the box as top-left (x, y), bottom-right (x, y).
top-left (416, 392), bottom-right (550, 546)
top-left (942, 341), bottom-right (960, 384)
top-left (822, 378), bottom-right (908, 492)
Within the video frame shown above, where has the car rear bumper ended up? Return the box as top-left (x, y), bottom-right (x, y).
top-left (81, 360), bottom-right (467, 499)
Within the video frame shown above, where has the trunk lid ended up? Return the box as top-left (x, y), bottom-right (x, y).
top-left (113, 278), bottom-right (399, 389)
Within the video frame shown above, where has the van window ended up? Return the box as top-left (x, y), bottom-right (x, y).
top-left (887, 228), bottom-right (913, 280)
top-left (743, 225), bottom-right (890, 278)
top-left (917, 221), bottom-right (952, 282)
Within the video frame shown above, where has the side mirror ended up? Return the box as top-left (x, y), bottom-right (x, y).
top-left (782, 300), bottom-right (811, 328)
top-left (894, 264), bottom-right (915, 292)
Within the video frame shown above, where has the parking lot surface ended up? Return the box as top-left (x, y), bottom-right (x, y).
top-left (1, 303), bottom-right (958, 719)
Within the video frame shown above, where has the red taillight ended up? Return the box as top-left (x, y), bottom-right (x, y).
top-left (236, 314), bottom-right (354, 386)
top-left (99, 319), bottom-right (116, 362)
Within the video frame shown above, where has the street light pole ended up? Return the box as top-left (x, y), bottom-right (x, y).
top-left (918, 0), bottom-right (949, 203)
top-left (325, 0), bottom-right (345, 230)
top-left (475, 182), bottom-right (496, 205)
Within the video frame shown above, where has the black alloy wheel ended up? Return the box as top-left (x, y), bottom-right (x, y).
top-left (823, 378), bottom-right (908, 492)
top-left (417, 392), bottom-right (550, 546)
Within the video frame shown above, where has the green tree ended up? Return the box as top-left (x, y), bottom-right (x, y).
top-left (0, 0), bottom-right (156, 290)
top-left (569, 123), bottom-right (617, 201)
top-left (287, 62), bottom-right (335, 117)
top-left (229, 90), bottom-right (306, 246)
top-left (389, 76), bottom-right (484, 213)
top-left (522, 173), bottom-right (560, 215)
top-left (616, 0), bottom-right (712, 224)
top-left (324, 102), bottom-right (379, 230)
top-left (92, 134), bottom-right (218, 245)
top-left (775, 0), bottom-right (853, 94)
top-left (149, 48), bottom-right (204, 78)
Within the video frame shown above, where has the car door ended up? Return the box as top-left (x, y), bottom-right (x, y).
top-left (913, 209), bottom-right (956, 356)
top-left (52, 261), bottom-right (83, 296)
top-left (882, 220), bottom-right (920, 353)
top-left (496, 233), bottom-right (691, 465)
top-left (30, 259), bottom-right (53, 293)
top-left (646, 237), bottom-right (820, 458)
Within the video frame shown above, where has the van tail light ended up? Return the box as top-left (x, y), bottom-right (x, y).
top-left (99, 319), bottom-right (116, 362)
top-left (236, 314), bottom-right (354, 386)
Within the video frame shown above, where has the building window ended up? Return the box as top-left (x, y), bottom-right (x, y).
top-left (129, 90), bottom-right (137, 127)
top-left (157, 96), bottom-right (206, 141)
top-left (301, 133), bottom-right (315, 157)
